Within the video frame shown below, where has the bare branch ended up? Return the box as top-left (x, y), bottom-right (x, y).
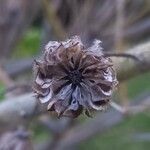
top-left (112, 41), bottom-right (150, 81)
top-left (0, 93), bottom-right (46, 131)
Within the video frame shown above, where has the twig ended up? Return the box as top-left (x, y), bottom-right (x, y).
top-left (109, 101), bottom-right (126, 113)
top-left (104, 53), bottom-right (140, 62)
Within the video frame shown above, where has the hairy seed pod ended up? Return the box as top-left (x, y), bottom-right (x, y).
top-left (33, 36), bottom-right (118, 118)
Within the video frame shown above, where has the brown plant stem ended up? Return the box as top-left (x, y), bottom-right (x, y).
top-left (104, 53), bottom-right (140, 62)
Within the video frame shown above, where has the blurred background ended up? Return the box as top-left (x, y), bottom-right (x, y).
top-left (0, 0), bottom-right (150, 150)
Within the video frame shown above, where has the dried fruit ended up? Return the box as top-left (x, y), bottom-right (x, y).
top-left (33, 36), bottom-right (117, 118)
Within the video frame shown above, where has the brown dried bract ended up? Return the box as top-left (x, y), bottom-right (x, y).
top-left (33, 36), bottom-right (117, 118)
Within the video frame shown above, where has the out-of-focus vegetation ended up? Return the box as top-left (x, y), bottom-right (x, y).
top-left (128, 72), bottom-right (150, 99)
top-left (12, 28), bottom-right (41, 58)
top-left (0, 84), bottom-right (5, 101)
top-left (80, 112), bottom-right (150, 150)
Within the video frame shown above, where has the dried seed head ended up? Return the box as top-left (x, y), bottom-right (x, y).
top-left (33, 36), bottom-right (118, 118)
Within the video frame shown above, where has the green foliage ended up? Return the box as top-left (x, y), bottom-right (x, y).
top-left (13, 28), bottom-right (40, 58)
top-left (0, 84), bottom-right (5, 100)
top-left (79, 113), bottom-right (150, 150)
top-left (128, 72), bottom-right (150, 99)
top-left (31, 123), bottom-right (50, 142)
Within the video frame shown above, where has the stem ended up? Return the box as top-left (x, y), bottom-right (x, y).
top-left (104, 53), bottom-right (140, 62)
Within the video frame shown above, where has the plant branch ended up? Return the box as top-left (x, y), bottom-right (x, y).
top-left (112, 41), bottom-right (150, 81)
top-left (0, 93), bottom-right (46, 131)
top-left (104, 53), bottom-right (140, 62)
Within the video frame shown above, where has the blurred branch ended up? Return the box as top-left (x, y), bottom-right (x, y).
top-left (52, 110), bottom-right (123, 150)
top-left (131, 133), bottom-right (150, 142)
top-left (38, 116), bottom-right (73, 134)
top-left (5, 58), bottom-right (33, 77)
top-left (42, 0), bottom-right (67, 39)
top-left (109, 101), bottom-right (126, 113)
top-left (110, 95), bottom-right (150, 115)
top-left (0, 93), bottom-right (46, 131)
top-left (127, 96), bottom-right (150, 115)
top-left (113, 41), bottom-right (150, 81)
top-left (0, 66), bottom-right (15, 87)
top-left (0, 0), bottom-right (40, 60)
top-left (125, 1), bottom-right (150, 26)
top-left (50, 96), bottom-right (150, 150)
top-left (104, 18), bottom-right (150, 40)
top-left (124, 18), bottom-right (150, 38)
